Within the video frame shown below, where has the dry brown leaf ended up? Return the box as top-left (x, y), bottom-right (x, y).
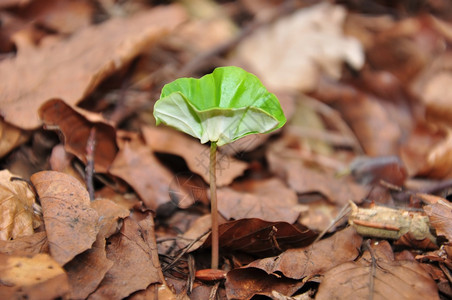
top-left (40, 99), bottom-right (118, 173)
top-left (0, 253), bottom-right (69, 300)
top-left (0, 231), bottom-right (48, 256)
top-left (142, 126), bottom-right (248, 186)
top-left (200, 218), bottom-right (317, 257)
top-left (217, 178), bottom-right (300, 223)
top-left (64, 199), bottom-right (129, 299)
top-left (0, 169), bottom-right (41, 241)
top-left (0, 120), bottom-right (30, 159)
top-left (235, 2), bottom-right (363, 91)
top-left (246, 227), bottom-right (362, 279)
top-left (88, 215), bottom-right (163, 300)
top-left (30, 170), bottom-right (99, 265)
top-left (109, 135), bottom-right (187, 211)
top-left (0, 5), bottom-right (186, 129)
top-left (267, 149), bottom-right (367, 205)
top-left (423, 198), bottom-right (452, 243)
top-left (225, 268), bottom-right (303, 300)
top-left (316, 243), bottom-right (439, 300)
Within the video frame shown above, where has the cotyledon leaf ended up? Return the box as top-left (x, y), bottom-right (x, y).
top-left (153, 66), bottom-right (286, 146)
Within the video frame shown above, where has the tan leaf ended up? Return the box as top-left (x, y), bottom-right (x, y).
top-left (246, 227), bottom-right (362, 279)
top-left (235, 2), bottom-right (363, 91)
top-left (424, 198), bottom-right (452, 243)
top-left (217, 178), bottom-right (300, 223)
top-left (316, 242), bottom-right (439, 300)
top-left (88, 215), bottom-right (163, 299)
top-left (0, 253), bottom-right (69, 300)
top-left (0, 231), bottom-right (48, 256)
top-left (30, 171), bottom-right (99, 265)
top-left (0, 5), bottom-right (186, 129)
top-left (0, 120), bottom-right (30, 159)
top-left (0, 170), bottom-right (41, 240)
top-left (142, 126), bottom-right (248, 186)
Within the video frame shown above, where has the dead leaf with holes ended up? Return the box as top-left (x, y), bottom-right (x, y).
top-left (0, 253), bottom-right (69, 299)
top-left (0, 170), bottom-right (41, 241)
top-left (30, 170), bottom-right (99, 265)
top-left (0, 5), bottom-right (186, 130)
top-left (316, 241), bottom-right (440, 300)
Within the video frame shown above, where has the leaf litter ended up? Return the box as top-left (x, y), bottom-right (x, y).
top-left (0, 0), bottom-right (452, 299)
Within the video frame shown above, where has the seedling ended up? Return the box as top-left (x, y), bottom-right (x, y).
top-left (153, 66), bottom-right (286, 269)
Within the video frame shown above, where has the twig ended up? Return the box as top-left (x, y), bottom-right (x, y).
top-left (209, 281), bottom-right (221, 300)
top-left (85, 127), bottom-right (97, 201)
top-left (187, 254), bottom-right (195, 294)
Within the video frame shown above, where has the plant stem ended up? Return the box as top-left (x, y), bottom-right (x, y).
top-left (209, 141), bottom-right (219, 269)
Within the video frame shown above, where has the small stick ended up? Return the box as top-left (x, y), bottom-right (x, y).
top-left (85, 128), bottom-right (96, 201)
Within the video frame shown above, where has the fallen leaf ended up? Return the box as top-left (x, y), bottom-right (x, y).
top-left (0, 253), bottom-right (69, 300)
top-left (225, 268), bottom-right (303, 300)
top-left (142, 126), bottom-right (248, 186)
top-left (109, 136), bottom-right (187, 211)
top-left (0, 231), bottom-right (48, 256)
top-left (235, 2), bottom-right (364, 91)
top-left (64, 199), bottom-right (129, 299)
top-left (0, 119), bottom-right (30, 159)
top-left (88, 215), bottom-right (163, 300)
top-left (316, 241), bottom-right (440, 300)
top-left (0, 169), bottom-right (41, 240)
top-left (0, 5), bottom-right (186, 129)
top-left (40, 99), bottom-right (118, 173)
top-left (30, 170), bottom-right (99, 265)
top-left (423, 198), bottom-right (452, 243)
top-left (246, 227), bottom-right (362, 279)
top-left (217, 178), bottom-right (300, 223)
top-left (201, 218), bottom-right (317, 257)
top-left (267, 149), bottom-right (367, 205)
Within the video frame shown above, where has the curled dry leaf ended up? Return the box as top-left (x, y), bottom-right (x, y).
top-left (88, 215), bottom-right (163, 300)
top-left (245, 227), bottom-right (362, 279)
top-left (217, 178), bottom-right (300, 223)
top-left (142, 126), bottom-right (247, 186)
top-left (0, 119), bottom-right (30, 159)
top-left (0, 253), bottom-right (69, 300)
top-left (0, 5), bottom-right (186, 129)
top-left (0, 169), bottom-right (41, 241)
top-left (39, 99), bottom-right (118, 173)
top-left (316, 242), bottom-right (440, 300)
top-left (30, 170), bottom-right (99, 265)
top-left (235, 2), bottom-right (364, 91)
top-left (0, 231), bottom-right (48, 256)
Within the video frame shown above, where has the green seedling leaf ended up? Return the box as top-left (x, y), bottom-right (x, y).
top-left (153, 66), bottom-right (286, 146)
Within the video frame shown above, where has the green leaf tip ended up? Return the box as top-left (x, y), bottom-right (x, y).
top-left (153, 66), bottom-right (286, 146)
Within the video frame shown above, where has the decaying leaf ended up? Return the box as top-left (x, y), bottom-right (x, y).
top-left (0, 169), bottom-right (41, 241)
top-left (143, 126), bottom-right (247, 186)
top-left (217, 178), bottom-right (301, 223)
top-left (40, 99), bottom-right (118, 173)
top-left (245, 227), bottom-right (362, 279)
top-left (0, 5), bottom-right (186, 129)
top-left (316, 241), bottom-right (440, 300)
top-left (0, 253), bottom-right (69, 300)
top-left (235, 2), bottom-right (364, 91)
top-left (30, 170), bottom-right (99, 265)
top-left (423, 197), bottom-right (452, 243)
top-left (0, 231), bottom-right (48, 256)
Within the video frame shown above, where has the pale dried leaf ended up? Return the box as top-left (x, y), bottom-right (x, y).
top-left (0, 170), bottom-right (41, 241)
